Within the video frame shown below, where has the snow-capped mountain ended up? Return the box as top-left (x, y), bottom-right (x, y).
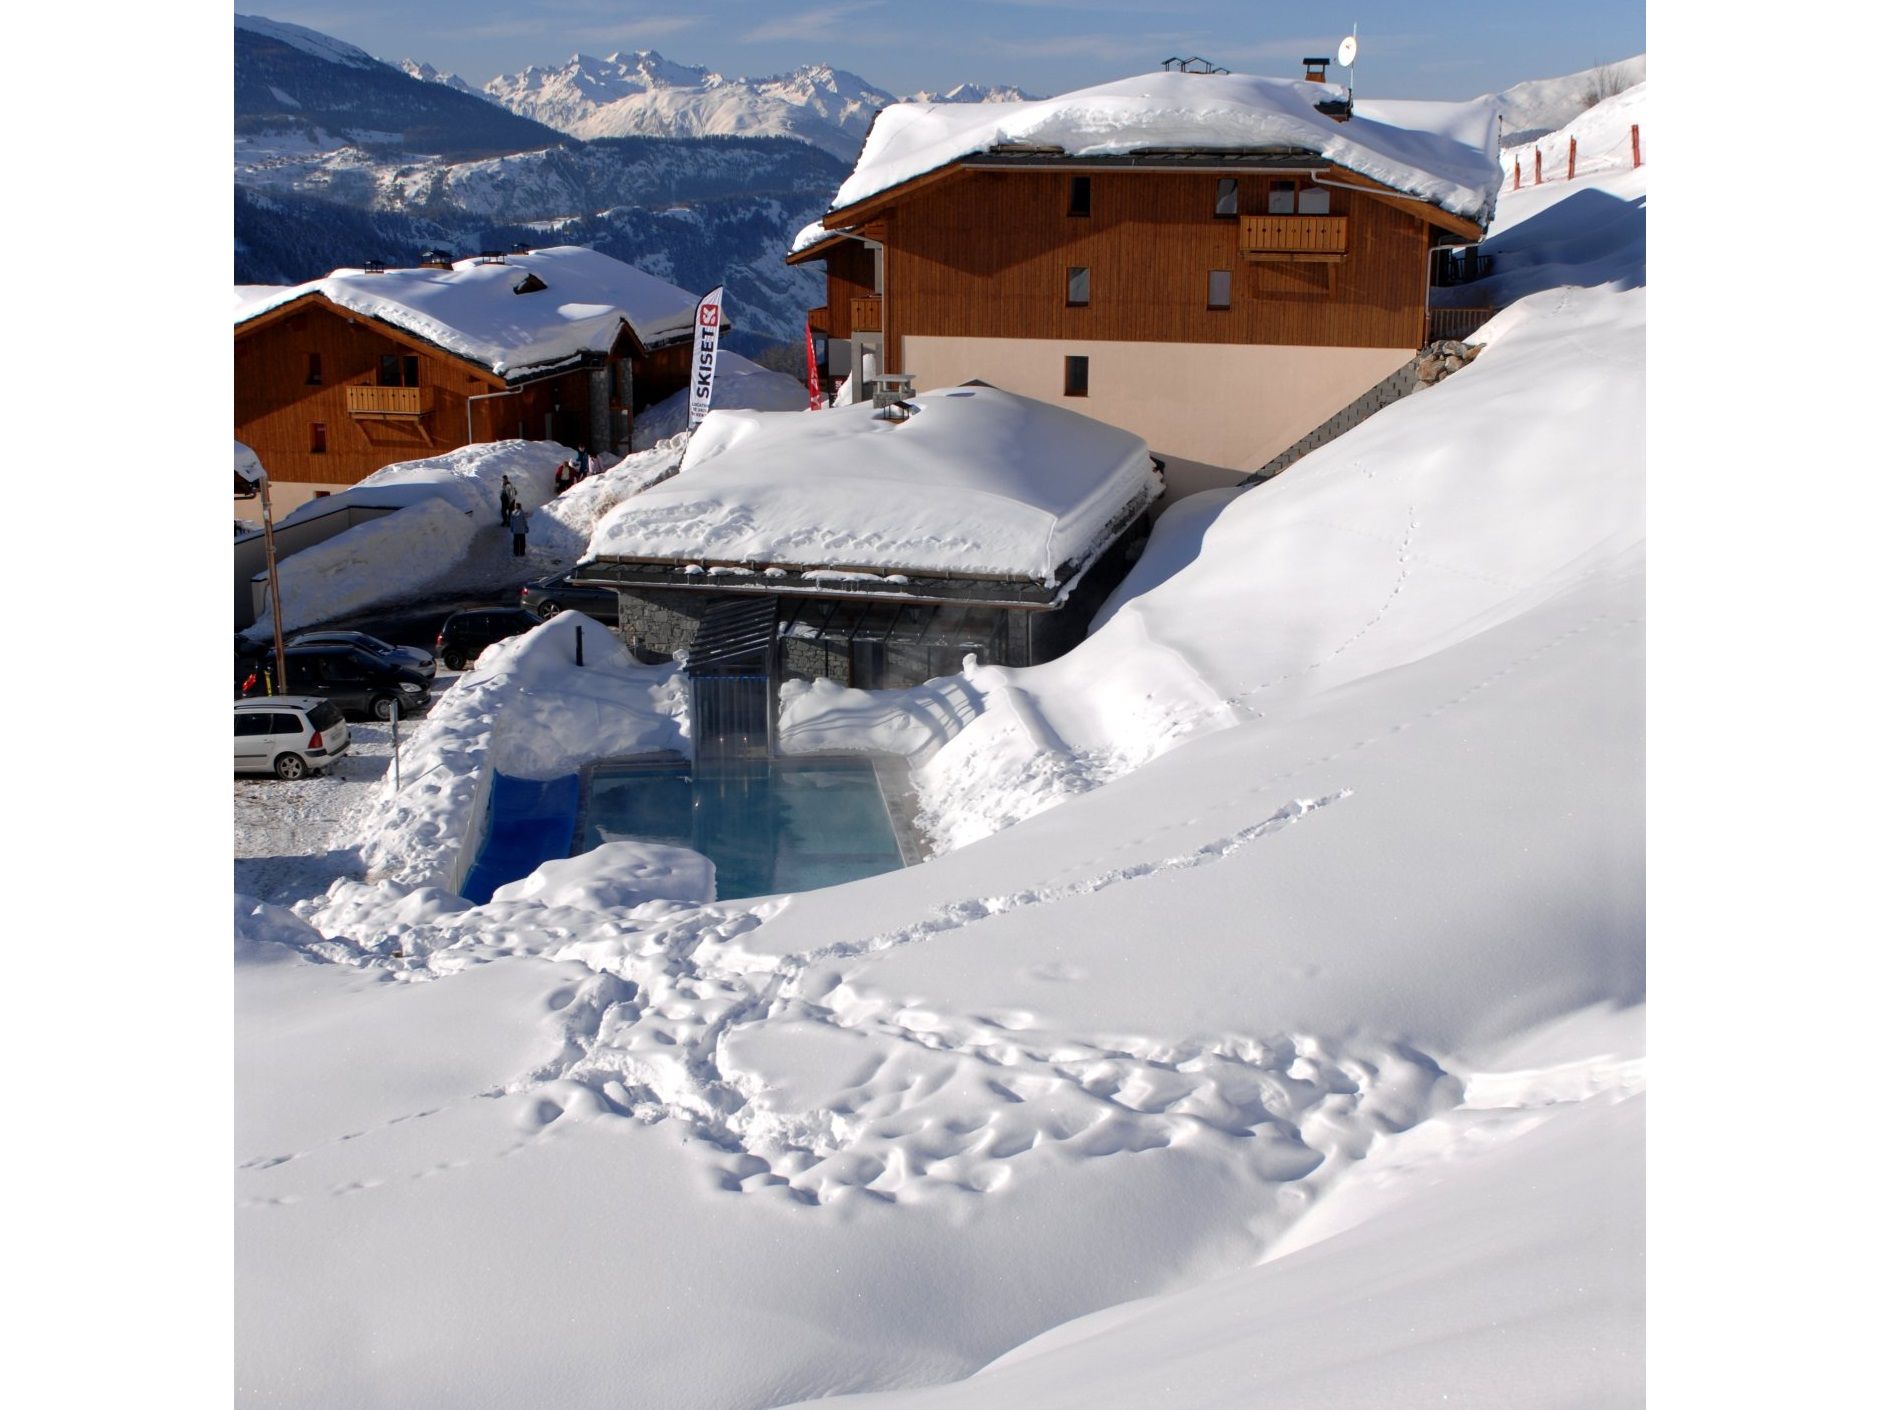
top-left (904, 82), bottom-right (1038, 105)
top-left (236, 14), bottom-right (563, 161)
top-left (483, 51), bottom-right (898, 159)
top-left (398, 58), bottom-right (482, 98)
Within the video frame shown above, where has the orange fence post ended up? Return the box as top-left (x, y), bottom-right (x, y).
top-left (1568, 136), bottom-right (1577, 180)
top-left (1513, 159), bottom-right (1521, 189)
top-left (1631, 124), bottom-right (1641, 167)
top-left (1534, 149), bottom-right (1543, 183)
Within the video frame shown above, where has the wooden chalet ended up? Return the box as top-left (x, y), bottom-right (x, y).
top-left (234, 246), bottom-right (702, 505)
top-left (789, 66), bottom-right (1502, 483)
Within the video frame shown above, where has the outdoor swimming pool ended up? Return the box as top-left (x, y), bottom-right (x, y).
top-left (460, 754), bottom-right (915, 904)
top-left (582, 755), bottom-right (912, 901)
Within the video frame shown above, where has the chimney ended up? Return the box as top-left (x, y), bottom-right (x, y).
top-left (1303, 57), bottom-right (1330, 83)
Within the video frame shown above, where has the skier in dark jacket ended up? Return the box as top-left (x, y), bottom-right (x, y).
top-left (510, 504), bottom-right (531, 558)
top-left (499, 476), bottom-right (519, 525)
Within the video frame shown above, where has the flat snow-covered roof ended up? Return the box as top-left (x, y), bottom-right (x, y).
top-left (805, 70), bottom-right (1501, 246)
top-left (587, 386), bottom-right (1158, 586)
top-left (233, 246), bottom-right (699, 379)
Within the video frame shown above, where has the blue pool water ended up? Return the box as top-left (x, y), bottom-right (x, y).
top-left (582, 756), bottom-right (907, 900)
top-left (461, 755), bottom-right (908, 904)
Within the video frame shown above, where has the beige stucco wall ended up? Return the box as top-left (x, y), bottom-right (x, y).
top-left (902, 336), bottom-right (1413, 484)
top-left (234, 481), bottom-right (331, 525)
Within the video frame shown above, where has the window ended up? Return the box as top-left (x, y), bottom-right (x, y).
top-left (234, 714), bottom-right (270, 738)
top-left (1064, 355), bottom-right (1089, 397)
top-left (1066, 266), bottom-right (1090, 306)
top-left (1067, 175), bottom-right (1091, 217)
top-left (305, 352), bottom-right (322, 385)
top-left (1207, 270), bottom-right (1232, 310)
top-left (310, 422), bottom-right (327, 454)
top-left (1267, 180), bottom-right (1297, 214)
top-left (378, 354), bottom-right (419, 387)
top-left (270, 714), bottom-right (304, 736)
top-left (1215, 178), bottom-right (1239, 218)
top-left (1299, 185), bottom-right (1331, 215)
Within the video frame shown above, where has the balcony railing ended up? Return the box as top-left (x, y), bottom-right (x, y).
top-left (345, 384), bottom-right (431, 417)
top-left (1239, 214), bottom-right (1349, 262)
top-left (850, 296), bottom-right (882, 332)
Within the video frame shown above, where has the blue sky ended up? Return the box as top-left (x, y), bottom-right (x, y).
top-left (248, 2), bottom-right (1646, 101)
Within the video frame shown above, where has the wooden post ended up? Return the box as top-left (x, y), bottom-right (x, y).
top-left (1534, 149), bottom-right (1543, 184)
top-left (259, 474), bottom-right (288, 694)
top-left (1631, 124), bottom-right (1641, 167)
top-left (1568, 136), bottom-right (1577, 180)
top-left (1513, 160), bottom-right (1521, 190)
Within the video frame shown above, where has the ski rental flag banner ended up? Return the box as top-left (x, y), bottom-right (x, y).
top-left (804, 315), bottom-right (824, 410)
top-left (687, 285), bottom-right (725, 430)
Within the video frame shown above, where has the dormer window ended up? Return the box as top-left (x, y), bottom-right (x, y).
top-left (513, 273), bottom-right (548, 294)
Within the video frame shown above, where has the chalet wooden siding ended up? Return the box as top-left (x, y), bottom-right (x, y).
top-left (877, 169), bottom-right (1430, 369)
top-left (237, 298), bottom-right (692, 485)
top-left (818, 242), bottom-right (877, 341)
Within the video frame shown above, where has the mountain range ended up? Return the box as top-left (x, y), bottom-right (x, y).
top-left (408, 48), bottom-right (1034, 161)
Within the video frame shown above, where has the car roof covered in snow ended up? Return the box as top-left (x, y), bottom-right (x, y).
top-left (233, 246), bottom-right (700, 380)
top-left (796, 69), bottom-right (1501, 250)
top-left (585, 385), bottom-right (1159, 587)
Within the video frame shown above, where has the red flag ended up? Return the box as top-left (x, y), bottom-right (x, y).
top-left (805, 315), bottom-right (824, 410)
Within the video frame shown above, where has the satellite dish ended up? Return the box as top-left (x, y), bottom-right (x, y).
top-left (1337, 34), bottom-right (1358, 67)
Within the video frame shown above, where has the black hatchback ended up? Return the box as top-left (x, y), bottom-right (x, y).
top-left (260, 643), bottom-right (432, 721)
top-left (435, 607), bottom-right (543, 671)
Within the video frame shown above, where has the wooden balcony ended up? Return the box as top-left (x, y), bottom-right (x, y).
top-left (850, 296), bottom-right (882, 332)
top-left (1239, 215), bottom-right (1349, 262)
top-left (807, 305), bottom-right (831, 334)
top-left (345, 384), bottom-right (432, 418)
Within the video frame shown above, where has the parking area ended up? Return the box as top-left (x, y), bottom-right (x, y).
top-left (234, 676), bottom-right (460, 908)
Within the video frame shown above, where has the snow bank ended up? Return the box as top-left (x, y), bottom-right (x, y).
top-left (814, 70), bottom-right (1502, 237)
top-left (346, 612), bottom-right (687, 893)
top-left (629, 348), bottom-right (809, 449)
top-left (245, 441), bottom-right (569, 637)
top-left (234, 245), bottom-right (699, 377)
top-left (777, 675), bottom-right (988, 764)
top-left (590, 385), bottom-right (1157, 585)
top-left (489, 841), bottom-right (714, 909)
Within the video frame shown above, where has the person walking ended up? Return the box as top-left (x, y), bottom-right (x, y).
top-left (510, 503), bottom-right (530, 558)
top-left (499, 476), bottom-right (518, 526)
top-left (573, 445), bottom-right (591, 481)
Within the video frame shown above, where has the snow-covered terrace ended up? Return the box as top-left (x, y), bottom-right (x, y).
top-left (233, 245), bottom-right (699, 381)
top-left (794, 70), bottom-right (1503, 254)
top-left (580, 386), bottom-right (1160, 602)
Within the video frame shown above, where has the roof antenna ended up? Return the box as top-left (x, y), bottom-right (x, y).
top-left (1337, 27), bottom-right (1358, 112)
top-left (1316, 29), bottom-right (1358, 122)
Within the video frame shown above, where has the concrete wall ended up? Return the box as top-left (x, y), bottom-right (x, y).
top-left (901, 336), bottom-right (1411, 483)
top-left (234, 502), bottom-right (396, 629)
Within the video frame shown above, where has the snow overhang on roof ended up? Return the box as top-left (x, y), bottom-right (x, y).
top-left (232, 246), bottom-right (700, 380)
top-left (825, 70), bottom-right (1504, 231)
top-left (581, 386), bottom-right (1161, 599)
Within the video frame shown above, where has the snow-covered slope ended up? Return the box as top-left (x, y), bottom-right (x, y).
top-left (1493, 55), bottom-right (1645, 144)
top-left (235, 85), bottom-right (1645, 1410)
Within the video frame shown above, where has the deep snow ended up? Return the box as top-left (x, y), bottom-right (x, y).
top-left (234, 82), bottom-right (1646, 1410)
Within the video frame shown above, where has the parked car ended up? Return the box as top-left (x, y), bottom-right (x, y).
top-left (519, 571), bottom-right (619, 623)
top-left (261, 643), bottom-right (431, 721)
top-left (435, 606), bottom-right (543, 672)
top-left (287, 629), bottom-right (438, 683)
top-left (234, 696), bottom-right (350, 780)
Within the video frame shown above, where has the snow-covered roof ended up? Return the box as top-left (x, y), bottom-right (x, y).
top-left (586, 386), bottom-right (1158, 587)
top-left (233, 246), bottom-right (699, 380)
top-left (807, 70), bottom-right (1502, 242)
